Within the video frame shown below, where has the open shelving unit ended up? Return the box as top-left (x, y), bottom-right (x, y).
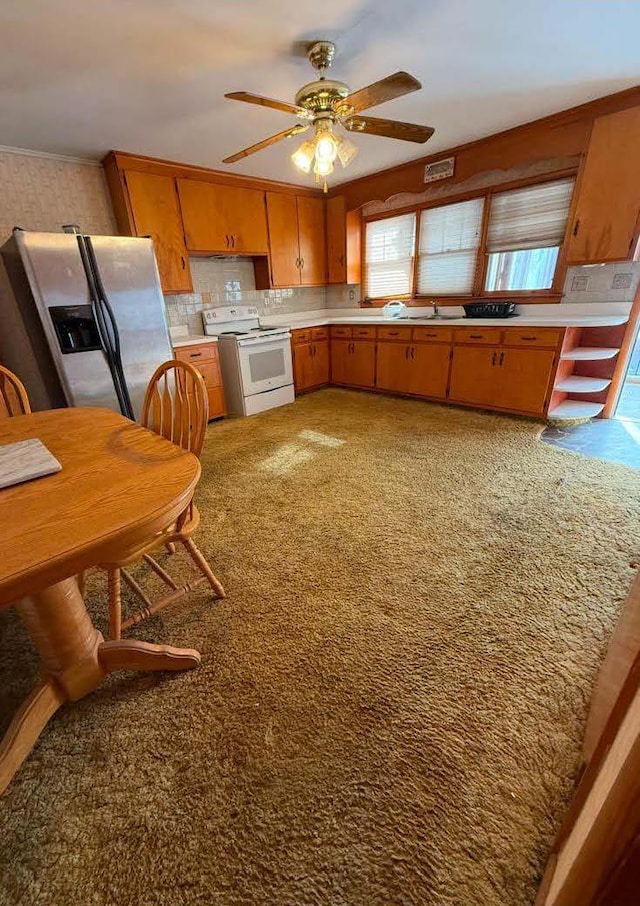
top-left (548, 325), bottom-right (624, 423)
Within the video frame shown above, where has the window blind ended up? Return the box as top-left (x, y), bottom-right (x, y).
top-left (417, 198), bottom-right (484, 294)
top-left (364, 213), bottom-right (416, 299)
top-left (486, 178), bottom-right (575, 252)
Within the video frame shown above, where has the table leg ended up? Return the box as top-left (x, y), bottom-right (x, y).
top-left (0, 679), bottom-right (64, 795)
top-left (99, 640), bottom-right (201, 672)
top-left (1, 576), bottom-right (200, 795)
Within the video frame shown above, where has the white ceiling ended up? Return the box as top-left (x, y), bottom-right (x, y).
top-left (1, 0), bottom-right (639, 187)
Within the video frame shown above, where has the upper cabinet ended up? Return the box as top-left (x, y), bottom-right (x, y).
top-left (296, 196), bottom-right (327, 285)
top-left (565, 106), bottom-right (640, 265)
top-left (326, 195), bottom-right (362, 285)
top-left (261, 192), bottom-right (327, 287)
top-left (177, 179), bottom-right (268, 255)
top-left (119, 170), bottom-right (192, 294)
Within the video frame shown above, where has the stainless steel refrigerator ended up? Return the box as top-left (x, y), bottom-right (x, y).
top-left (0, 228), bottom-right (174, 420)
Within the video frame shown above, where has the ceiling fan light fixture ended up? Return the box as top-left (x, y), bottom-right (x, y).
top-left (291, 140), bottom-right (315, 173)
top-left (314, 156), bottom-right (334, 178)
top-left (313, 121), bottom-right (338, 164)
top-left (336, 134), bottom-right (358, 168)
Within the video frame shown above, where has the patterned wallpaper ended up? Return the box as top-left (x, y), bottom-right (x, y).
top-left (0, 149), bottom-right (115, 241)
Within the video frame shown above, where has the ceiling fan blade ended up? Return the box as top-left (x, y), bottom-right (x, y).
top-left (225, 91), bottom-right (312, 119)
top-left (338, 72), bottom-right (421, 115)
top-left (344, 115), bottom-right (434, 144)
top-left (223, 124), bottom-right (310, 164)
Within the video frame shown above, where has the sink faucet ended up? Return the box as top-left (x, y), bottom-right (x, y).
top-left (431, 301), bottom-right (440, 318)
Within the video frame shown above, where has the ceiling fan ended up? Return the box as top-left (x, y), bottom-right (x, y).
top-left (222, 40), bottom-right (434, 190)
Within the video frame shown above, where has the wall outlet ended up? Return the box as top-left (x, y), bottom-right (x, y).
top-left (349, 289), bottom-right (356, 300)
top-left (612, 272), bottom-right (633, 290)
top-left (571, 275), bottom-right (589, 291)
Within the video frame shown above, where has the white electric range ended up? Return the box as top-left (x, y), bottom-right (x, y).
top-left (202, 305), bottom-right (294, 416)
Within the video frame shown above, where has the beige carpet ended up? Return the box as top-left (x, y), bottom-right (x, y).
top-left (1, 389), bottom-right (639, 906)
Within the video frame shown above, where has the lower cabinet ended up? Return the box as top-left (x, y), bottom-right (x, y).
top-left (497, 348), bottom-right (557, 414)
top-left (290, 323), bottom-right (561, 419)
top-left (449, 344), bottom-right (557, 415)
top-left (331, 338), bottom-right (376, 388)
top-left (292, 331), bottom-right (330, 392)
top-left (376, 341), bottom-right (450, 399)
top-left (173, 342), bottom-right (226, 419)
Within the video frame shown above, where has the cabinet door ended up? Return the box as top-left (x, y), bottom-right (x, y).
top-left (178, 179), bottom-right (268, 254)
top-left (265, 193), bottom-right (301, 287)
top-left (330, 338), bottom-right (351, 385)
top-left (345, 340), bottom-right (376, 388)
top-left (408, 344), bottom-right (451, 399)
top-left (311, 340), bottom-right (330, 387)
top-left (565, 106), bottom-right (640, 264)
top-left (124, 170), bottom-right (192, 293)
top-left (327, 195), bottom-right (347, 284)
top-left (496, 348), bottom-right (556, 415)
top-left (293, 341), bottom-right (314, 392)
top-left (448, 346), bottom-right (501, 406)
top-left (297, 196), bottom-right (327, 285)
top-left (376, 341), bottom-right (412, 393)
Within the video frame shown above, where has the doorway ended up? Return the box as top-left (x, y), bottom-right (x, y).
top-left (615, 327), bottom-right (640, 422)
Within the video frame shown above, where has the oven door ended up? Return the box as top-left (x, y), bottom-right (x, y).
top-left (237, 335), bottom-right (293, 396)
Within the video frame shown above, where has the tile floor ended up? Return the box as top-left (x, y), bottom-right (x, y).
top-left (542, 411), bottom-right (640, 469)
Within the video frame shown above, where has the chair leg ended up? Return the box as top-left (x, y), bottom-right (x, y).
top-left (77, 570), bottom-right (86, 598)
top-left (108, 567), bottom-right (122, 640)
top-left (165, 542), bottom-right (176, 555)
top-left (180, 537), bottom-right (225, 599)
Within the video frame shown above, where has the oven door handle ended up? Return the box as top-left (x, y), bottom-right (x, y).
top-left (236, 336), bottom-right (291, 349)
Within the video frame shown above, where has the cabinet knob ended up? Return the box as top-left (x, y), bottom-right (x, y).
top-left (572, 219), bottom-right (580, 237)
top-left (492, 351), bottom-right (497, 366)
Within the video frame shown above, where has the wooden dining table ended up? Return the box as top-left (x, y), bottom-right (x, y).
top-left (0, 407), bottom-right (203, 794)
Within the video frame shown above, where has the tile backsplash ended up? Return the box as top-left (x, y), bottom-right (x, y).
top-left (561, 261), bottom-right (640, 304)
top-left (164, 257), bottom-right (327, 334)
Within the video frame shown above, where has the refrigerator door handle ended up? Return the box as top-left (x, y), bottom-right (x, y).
top-left (75, 235), bottom-right (133, 419)
top-left (84, 237), bottom-right (135, 420)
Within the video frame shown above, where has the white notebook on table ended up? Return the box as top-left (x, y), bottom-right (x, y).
top-left (0, 438), bottom-right (62, 489)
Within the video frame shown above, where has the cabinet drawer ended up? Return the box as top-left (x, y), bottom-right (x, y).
top-left (503, 327), bottom-right (563, 348)
top-left (173, 342), bottom-right (218, 363)
top-left (377, 325), bottom-right (412, 341)
top-left (196, 361), bottom-right (222, 388)
top-left (311, 326), bottom-right (329, 340)
top-left (412, 326), bottom-right (454, 343)
top-left (330, 325), bottom-right (353, 338)
top-left (292, 328), bottom-right (311, 344)
top-left (454, 327), bottom-right (502, 345)
top-left (353, 325), bottom-right (376, 338)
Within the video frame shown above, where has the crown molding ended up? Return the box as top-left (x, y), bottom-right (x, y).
top-left (0, 145), bottom-right (101, 167)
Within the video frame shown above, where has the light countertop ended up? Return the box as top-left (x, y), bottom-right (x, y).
top-left (170, 303), bottom-right (630, 345)
top-left (172, 335), bottom-right (219, 349)
top-left (260, 307), bottom-right (629, 330)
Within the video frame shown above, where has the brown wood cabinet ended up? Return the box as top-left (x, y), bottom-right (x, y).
top-left (261, 193), bottom-right (327, 287)
top-left (297, 196), bottom-right (327, 285)
top-left (326, 195), bottom-right (362, 285)
top-left (375, 339), bottom-right (450, 400)
top-left (173, 342), bottom-right (226, 420)
top-left (449, 342), bottom-right (557, 416)
top-left (292, 327), bottom-right (330, 393)
top-left (121, 171), bottom-right (192, 294)
top-left (177, 179), bottom-right (268, 254)
top-left (330, 338), bottom-right (376, 388)
top-left (565, 106), bottom-right (640, 264)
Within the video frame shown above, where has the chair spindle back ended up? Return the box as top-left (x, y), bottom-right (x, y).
top-left (141, 359), bottom-right (208, 457)
top-left (0, 365), bottom-right (31, 419)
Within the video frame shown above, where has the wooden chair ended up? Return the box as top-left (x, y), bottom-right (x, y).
top-left (98, 359), bottom-right (225, 639)
top-left (0, 365), bottom-right (31, 418)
